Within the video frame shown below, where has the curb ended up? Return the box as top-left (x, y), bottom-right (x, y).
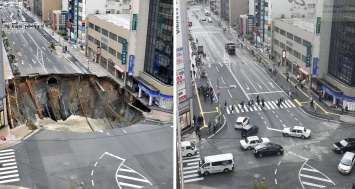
top-left (0, 128), bottom-right (42, 149)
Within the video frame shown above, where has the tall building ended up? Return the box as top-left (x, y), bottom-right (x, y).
top-left (321, 0), bottom-right (355, 110)
top-left (220, 0), bottom-right (248, 27)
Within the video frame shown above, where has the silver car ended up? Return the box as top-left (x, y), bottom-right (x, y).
top-left (338, 152), bottom-right (355, 174)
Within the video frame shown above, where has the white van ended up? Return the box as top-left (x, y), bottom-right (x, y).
top-left (181, 141), bottom-right (197, 157)
top-left (208, 18), bottom-right (212, 23)
top-left (198, 153), bottom-right (234, 175)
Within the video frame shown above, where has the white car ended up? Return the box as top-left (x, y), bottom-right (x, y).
top-left (338, 152), bottom-right (355, 174)
top-left (11, 20), bottom-right (17, 24)
top-left (240, 136), bottom-right (270, 150)
top-left (283, 126), bottom-right (311, 139)
top-left (202, 17), bottom-right (206, 21)
top-left (234, 116), bottom-right (249, 129)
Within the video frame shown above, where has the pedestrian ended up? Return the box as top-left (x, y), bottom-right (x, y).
top-left (352, 182), bottom-right (355, 189)
top-left (224, 101), bottom-right (227, 109)
top-left (208, 121), bottom-right (211, 132)
top-left (231, 105), bottom-right (234, 113)
top-left (198, 132), bottom-right (202, 141)
top-left (247, 101), bottom-right (251, 107)
top-left (192, 64), bottom-right (195, 69)
top-left (289, 91), bottom-right (292, 97)
top-left (240, 101), bottom-right (244, 108)
top-left (310, 99), bottom-right (314, 107)
top-left (277, 99), bottom-right (281, 108)
top-left (251, 99), bottom-right (254, 107)
top-left (193, 70), bottom-right (196, 78)
top-left (235, 98), bottom-right (238, 106)
top-left (261, 99), bottom-right (265, 109)
top-left (257, 98), bottom-right (260, 106)
top-left (318, 94), bottom-right (322, 102)
top-left (193, 115), bottom-right (196, 127)
top-left (278, 62), bottom-right (280, 67)
top-left (256, 95), bottom-right (259, 102)
top-left (213, 124), bottom-right (217, 134)
top-left (210, 93), bottom-right (213, 104)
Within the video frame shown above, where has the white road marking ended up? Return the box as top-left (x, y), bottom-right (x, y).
top-left (264, 121), bottom-right (266, 124)
top-left (184, 174), bottom-right (200, 179)
top-left (29, 64), bottom-right (33, 69)
top-left (257, 83), bottom-right (262, 89)
top-left (0, 166), bottom-right (17, 171)
top-left (278, 161), bottom-right (281, 166)
top-left (275, 179), bottom-right (277, 185)
top-left (272, 101), bottom-right (279, 109)
top-left (275, 169), bottom-right (277, 174)
top-left (264, 102), bottom-right (270, 109)
top-left (245, 83), bottom-right (249, 90)
top-left (267, 127), bottom-right (283, 132)
top-left (219, 62), bottom-right (223, 67)
top-left (216, 67), bottom-right (219, 72)
top-left (282, 124), bottom-right (286, 127)
top-left (275, 115), bottom-right (278, 118)
top-left (287, 110), bottom-right (289, 112)
top-left (123, 130), bottom-right (126, 133)
top-left (184, 177), bottom-right (204, 183)
top-left (300, 174), bottom-right (333, 183)
top-left (0, 155), bottom-right (15, 160)
top-left (118, 182), bottom-right (144, 188)
top-left (92, 180), bottom-right (94, 186)
top-left (187, 162), bottom-right (199, 166)
top-left (183, 158), bottom-right (200, 163)
top-left (0, 178), bottom-right (20, 184)
top-left (116, 175), bottom-right (151, 183)
top-left (226, 107), bottom-right (230, 114)
top-left (107, 132), bottom-right (110, 136)
top-left (3, 162), bottom-right (16, 166)
top-left (0, 174), bottom-right (19, 180)
top-left (267, 101), bottom-right (275, 109)
top-left (227, 90), bottom-right (232, 98)
top-left (289, 152), bottom-right (308, 160)
top-left (295, 118), bottom-right (298, 121)
top-left (261, 117), bottom-right (263, 120)
top-left (299, 122), bottom-right (303, 125)
top-left (301, 181), bottom-right (326, 188)
top-left (221, 77), bottom-right (226, 84)
top-left (183, 166), bottom-right (198, 170)
top-left (94, 162), bottom-right (98, 167)
top-left (291, 114), bottom-right (294, 116)
top-left (91, 170), bottom-right (94, 176)
top-left (280, 119), bottom-right (283, 123)
top-left (0, 158), bottom-right (15, 164)
top-left (0, 152), bottom-right (14, 156)
top-left (241, 69), bottom-right (258, 92)
top-left (0, 170), bottom-right (18, 176)
top-left (301, 168), bottom-right (319, 172)
top-left (247, 91), bottom-right (284, 95)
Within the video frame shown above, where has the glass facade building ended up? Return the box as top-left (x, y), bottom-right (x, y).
top-left (144, 0), bottom-right (173, 85)
top-left (328, 0), bottom-right (355, 86)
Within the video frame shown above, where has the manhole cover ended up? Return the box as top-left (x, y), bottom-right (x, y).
top-left (248, 161), bottom-right (253, 164)
top-left (63, 162), bottom-right (70, 166)
top-left (70, 175), bottom-right (76, 180)
top-left (159, 166), bottom-right (165, 170)
top-left (254, 174), bottom-right (260, 178)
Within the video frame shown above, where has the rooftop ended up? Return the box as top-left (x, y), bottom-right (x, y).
top-left (277, 18), bottom-right (315, 33)
top-left (92, 14), bottom-right (130, 29)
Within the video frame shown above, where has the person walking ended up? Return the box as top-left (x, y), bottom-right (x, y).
top-left (257, 98), bottom-right (260, 106)
top-left (213, 123), bottom-right (217, 134)
top-left (198, 132), bottom-right (202, 141)
top-left (310, 99), bottom-right (314, 107)
top-left (208, 121), bottom-right (211, 132)
top-left (318, 94), bottom-right (322, 102)
top-left (261, 98), bottom-right (265, 109)
top-left (240, 101), bottom-right (245, 108)
top-left (231, 105), bottom-right (234, 113)
top-left (210, 93), bottom-right (214, 104)
top-left (234, 98), bottom-right (238, 106)
top-left (256, 95), bottom-right (259, 102)
top-left (224, 101), bottom-right (227, 110)
top-left (193, 115), bottom-right (196, 127)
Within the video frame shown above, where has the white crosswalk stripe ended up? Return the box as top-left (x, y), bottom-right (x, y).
top-left (225, 100), bottom-right (297, 114)
top-left (0, 149), bottom-right (20, 184)
top-left (182, 153), bottom-right (204, 183)
top-left (191, 31), bottom-right (222, 34)
top-left (116, 164), bottom-right (152, 188)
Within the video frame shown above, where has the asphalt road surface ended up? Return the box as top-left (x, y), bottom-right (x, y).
top-left (184, 5), bottom-right (355, 188)
top-left (0, 123), bottom-right (173, 188)
top-left (5, 29), bottom-right (82, 75)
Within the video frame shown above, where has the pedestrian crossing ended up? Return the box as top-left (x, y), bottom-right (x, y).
top-left (191, 25), bottom-right (216, 28)
top-left (182, 153), bottom-right (204, 183)
top-left (0, 149), bottom-right (20, 184)
top-left (190, 31), bottom-right (222, 34)
top-left (300, 164), bottom-right (335, 188)
top-left (225, 99), bottom-right (296, 114)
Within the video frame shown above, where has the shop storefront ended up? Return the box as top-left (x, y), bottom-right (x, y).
top-left (317, 79), bottom-right (343, 108)
top-left (157, 94), bottom-right (174, 110)
top-left (114, 65), bottom-right (125, 80)
top-left (179, 105), bottom-right (191, 131)
top-left (298, 68), bottom-right (309, 82)
top-left (138, 83), bottom-right (159, 107)
top-left (126, 75), bottom-right (138, 93)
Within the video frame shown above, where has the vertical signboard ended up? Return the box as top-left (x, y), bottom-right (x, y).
top-left (132, 14), bottom-right (138, 32)
top-left (260, 0), bottom-right (264, 44)
top-left (176, 69), bottom-right (185, 85)
top-left (73, 0), bottom-right (78, 40)
top-left (128, 55), bottom-right (134, 75)
top-left (312, 57), bottom-right (318, 76)
top-left (306, 44), bottom-right (312, 67)
top-left (316, 17), bottom-right (321, 35)
top-left (122, 41), bottom-right (127, 64)
top-left (158, 13), bottom-right (164, 33)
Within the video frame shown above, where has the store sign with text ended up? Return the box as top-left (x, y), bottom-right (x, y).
top-left (178, 89), bottom-right (186, 102)
top-left (176, 69), bottom-right (185, 85)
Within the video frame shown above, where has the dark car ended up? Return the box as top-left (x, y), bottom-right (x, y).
top-left (241, 124), bottom-right (258, 137)
top-left (333, 138), bottom-right (355, 154)
top-left (254, 143), bottom-right (284, 158)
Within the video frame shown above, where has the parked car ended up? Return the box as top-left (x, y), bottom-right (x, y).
top-left (240, 136), bottom-right (270, 150)
top-left (333, 138), bottom-right (355, 154)
top-left (202, 17), bottom-right (206, 21)
top-left (234, 116), bottom-right (249, 129)
top-left (241, 124), bottom-right (259, 137)
top-left (11, 20), bottom-right (17, 24)
top-left (254, 143), bottom-right (284, 158)
top-left (338, 152), bottom-right (355, 174)
top-left (283, 126), bottom-right (311, 139)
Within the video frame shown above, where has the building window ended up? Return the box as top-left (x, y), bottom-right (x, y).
top-left (118, 36), bottom-right (127, 44)
top-left (274, 26), bottom-right (280, 33)
top-left (117, 52), bottom-right (122, 60)
top-left (293, 50), bottom-right (301, 59)
top-left (287, 32), bottom-right (294, 40)
top-left (102, 28), bottom-right (109, 36)
top-left (94, 38), bottom-right (100, 46)
top-left (286, 46), bottom-right (293, 54)
top-left (109, 32), bottom-right (117, 40)
top-left (294, 35), bottom-right (302, 44)
top-left (274, 39), bottom-right (279, 46)
top-left (280, 29), bottom-right (286, 36)
top-left (95, 25), bottom-right (101, 33)
top-left (303, 39), bottom-right (311, 47)
top-left (302, 55), bottom-right (306, 63)
top-left (89, 22), bottom-right (94, 29)
top-left (108, 47), bottom-right (116, 56)
top-left (280, 42), bottom-right (285, 49)
top-left (88, 35), bottom-right (93, 42)
top-left (101, 43), bottom-right (108, 51)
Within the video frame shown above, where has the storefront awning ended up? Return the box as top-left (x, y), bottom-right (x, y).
top-left (318, 79), bottom-right (343, 99)
top-left (114, 65), bottom-right (125, 73)
top-left (135, 77), bottom-right (159, 97)
top-left (298, 68), bottom-right (309, 75)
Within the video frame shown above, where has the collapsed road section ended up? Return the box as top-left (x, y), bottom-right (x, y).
top-left (5, 74), bottom-right (146, 131)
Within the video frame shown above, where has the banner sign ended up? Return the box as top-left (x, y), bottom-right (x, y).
top-left (176, 47), bottom-right (183, 64)
top-left (122, 41), bottom-right (127, 64)
top-left (128, 55), bottom-right (134, 76)
top-left (312, 57), bottom-right (318, 76)
top-left (176, 69), bottom-right (185, 85)
top-left (132, 14), bottom-right (138, 31)
top-left (316, 17), bottom-right (321, 35)
top-left (178, 89), bottom-right (187, 102)
top-left (306, 44), bottom-right (312, 67)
